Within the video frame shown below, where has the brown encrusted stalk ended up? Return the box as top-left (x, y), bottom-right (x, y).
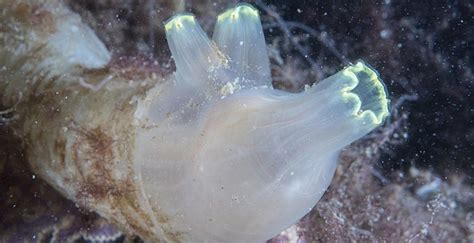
top-left (0, 1), bottom-right (179, 241)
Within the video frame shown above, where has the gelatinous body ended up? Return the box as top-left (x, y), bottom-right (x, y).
top-left (134, 4), bottom-right (389, 242)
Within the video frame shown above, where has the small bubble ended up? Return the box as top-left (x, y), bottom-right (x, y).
top-left (379, 29), bottom-right (391, 39)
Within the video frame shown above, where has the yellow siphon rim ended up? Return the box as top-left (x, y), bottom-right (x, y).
top-left (217, 3), bottom-right (260, 22)
top-left (164, 13), bottom-right (196, 31)
top-left (340, 61), bottom-right (390, 125)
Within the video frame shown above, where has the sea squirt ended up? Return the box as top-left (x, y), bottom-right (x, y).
top-left (0, 1), bottom-right (389, 242)
top-left (136, 4), bottom-right (389, 241)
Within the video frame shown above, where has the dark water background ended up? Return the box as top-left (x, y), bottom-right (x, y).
top-left (264, 0), bottom-right (473, 182)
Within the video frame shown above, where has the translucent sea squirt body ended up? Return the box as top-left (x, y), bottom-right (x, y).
top-left (133, 3), bottom-right (389, 242)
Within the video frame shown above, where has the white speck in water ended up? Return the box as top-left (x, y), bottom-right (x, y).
top-left (239, 41), bottom-right (244, 46)
top-left (297, 9), bottom-right (303, 13)
top-left (380, 29), bottom-right (391, 39)
top-left (32, 174), bottom-right (36, 179)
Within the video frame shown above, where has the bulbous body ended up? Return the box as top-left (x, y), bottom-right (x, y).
top-left (0, 1), bottom-right (389, 242)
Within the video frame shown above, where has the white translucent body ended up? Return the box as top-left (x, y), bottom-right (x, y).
top-left (134, 4), bottom-right (389, 242)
